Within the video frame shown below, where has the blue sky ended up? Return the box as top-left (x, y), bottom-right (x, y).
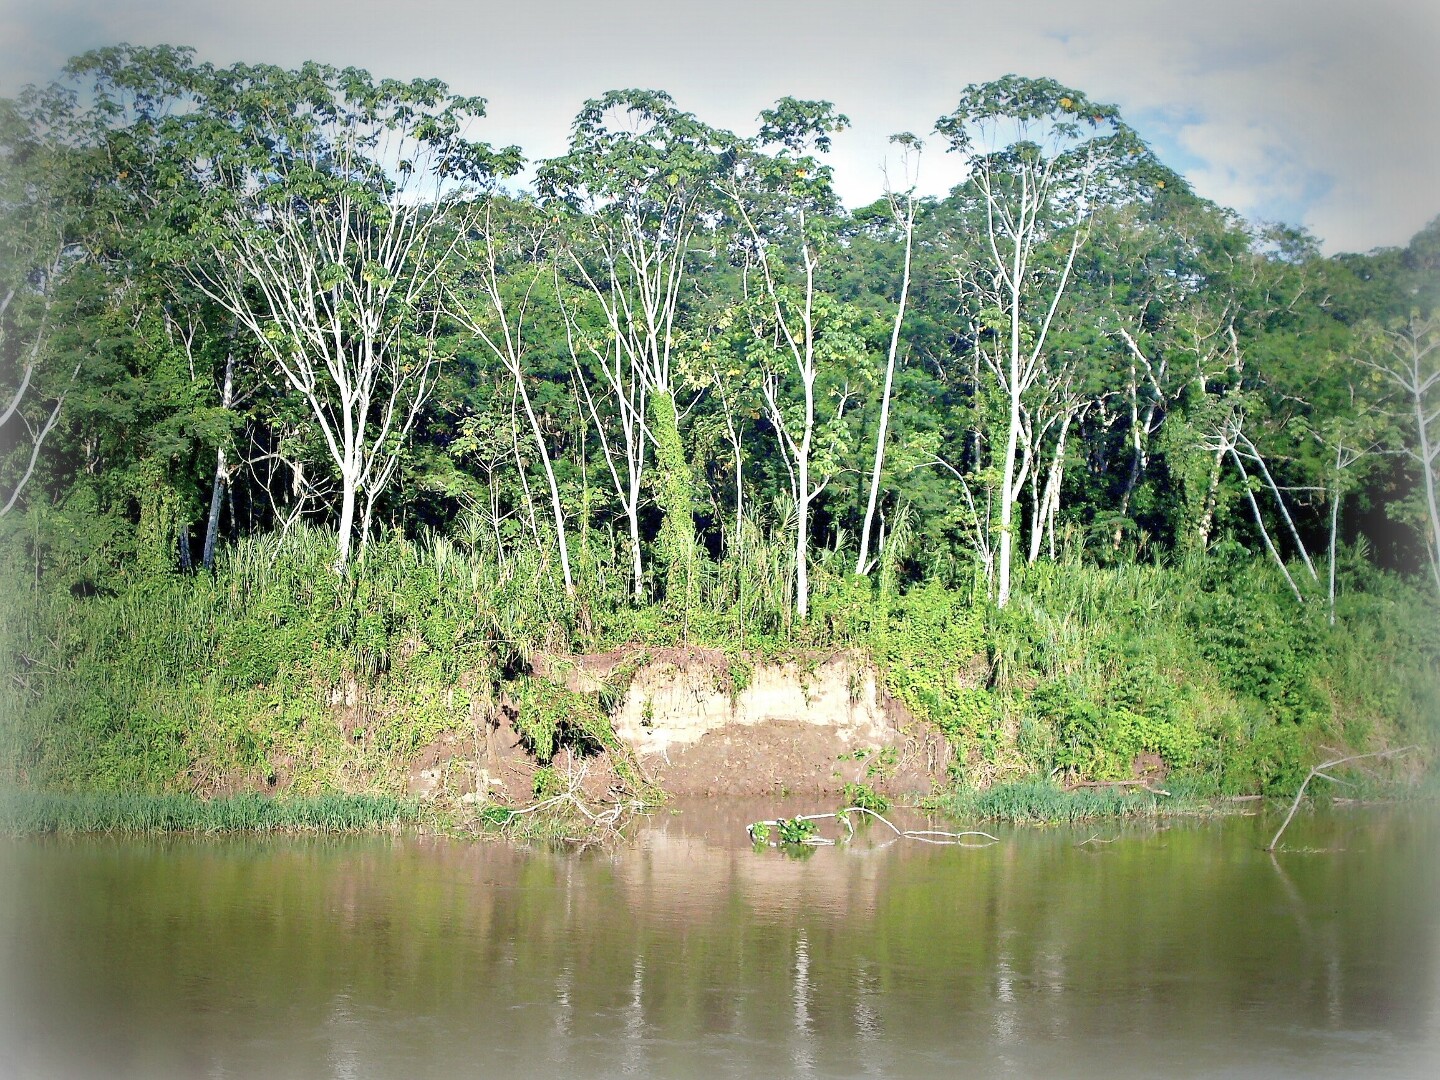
top-left (2, 0), bottom-right (1436, 254)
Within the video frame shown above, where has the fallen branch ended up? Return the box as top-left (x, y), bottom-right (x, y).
top-left (746, 806), bottom-right (1000, 848)
top-left (492, 760), bottom-right (648, 841)
top-left (1266, 746), bottom-right (1418, 852)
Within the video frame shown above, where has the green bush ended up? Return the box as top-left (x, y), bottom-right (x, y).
top-left (841, 782), bottom-right (889, 813)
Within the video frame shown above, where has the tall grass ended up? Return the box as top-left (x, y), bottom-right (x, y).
top-left (1, 791), bottom-right (423, 835)
top-left (928, 779), bottom-right (1218, 824)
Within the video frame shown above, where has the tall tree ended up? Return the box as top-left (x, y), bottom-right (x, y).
top-left (537, 90), bottom-right (724, 605)
top-left (177, 60), bottom-right (520, 570)
top-left (936, 76), bottom-right (1135, 605)
top-left (719, 98), bottom-right (854, 621)
top-left (1366, 315), bottom-right (1440, 595)
top-left (855, 134), bottom-right (921, 577)
top-left (0, 93), bottom-right (84, 516)
top-left (453, 197), bottom-right (575, 595)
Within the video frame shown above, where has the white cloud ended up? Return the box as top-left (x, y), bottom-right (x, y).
top-left (1, 0), bottom-right (1436, 252)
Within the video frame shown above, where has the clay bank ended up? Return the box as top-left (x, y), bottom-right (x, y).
top-left (412, 647), bottom-right (955, 807)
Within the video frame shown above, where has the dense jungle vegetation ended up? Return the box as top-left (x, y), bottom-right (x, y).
top-left (1, 46), bottom-right (1437, 815)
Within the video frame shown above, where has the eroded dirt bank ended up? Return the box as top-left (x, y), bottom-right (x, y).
top-left (456, 647), bottom-right (951, 804)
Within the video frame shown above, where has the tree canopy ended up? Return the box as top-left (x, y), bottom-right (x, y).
top-left (1, 53), bottom-right (1436, 619)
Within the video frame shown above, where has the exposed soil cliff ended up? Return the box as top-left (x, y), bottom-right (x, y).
top-left (464, 647), bottom-right (952, 801)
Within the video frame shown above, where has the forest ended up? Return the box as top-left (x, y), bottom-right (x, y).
top-left (1, 46), bottom-right (1437, 822)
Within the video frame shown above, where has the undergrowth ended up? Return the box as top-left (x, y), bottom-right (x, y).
top-left (1, 513), bottom-right (1435, 827)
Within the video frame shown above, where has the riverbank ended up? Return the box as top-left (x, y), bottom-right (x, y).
top-left (2, 528), bottom-right (1436, 828)
top-left (6, 776), bottom-right (1436, 839)
top-left (0, 791), bottom-right (425, 835)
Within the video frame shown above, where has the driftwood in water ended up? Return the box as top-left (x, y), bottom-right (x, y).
top-left (746, 807), bottom-right (1000, 848)
top-left (1265, 746), bottom-right (1417, 852)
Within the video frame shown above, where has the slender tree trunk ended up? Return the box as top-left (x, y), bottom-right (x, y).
top-left (1232, 448), bottom-right (1303, 602)
top-left (1196, 445), bottom-right (1225, 549)
top-left (201, 350), bottom-right (236, 571)
top-left (995, 204), bottom-right (1028, 609)
top-left (201, 447), bottom-right (227, 571)
top-left (796, 444), bottom-right (811, 622)
top-left (996, 388), bottom-right (1022, 607)
top-left (1240, 434), bottom-right (1319, 583)
top-left (733, 442), bottom-right (744, 554)
top-left (1412, 388), bottom-right (1440, 596)
top-left (1328, 457), bottom-right (1342, 626)
top-left (794, 246), bottom-right (820, 622)
top-left (856, 191), bottom-right (915, 576)
top-left (335, 468), bottom-right (358, 573)
top-left (627, 498), bottom-right (644, 602)
top-left (1028, 411), bottom-right (1074, 564)
top-left (517, 378), bottom-right (573, 595)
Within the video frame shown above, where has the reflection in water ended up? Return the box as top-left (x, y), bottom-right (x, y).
top-left (1, 803), bottom-right (1438, 1079)
top-left (792, 928), bottom-right (813, 1076)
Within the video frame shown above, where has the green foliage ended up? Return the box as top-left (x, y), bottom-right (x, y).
top-left (863, 581), bottom-right (999, 769)
top-left (5, 48), bottom-right (1440, 822)
top-left (929, 780), bottom-right (1198, 824)
top-left (1222, 724), bottom-right (1310, 797)
top-left (650, 391), bottom-right (701, 612)
top-left (531, 765), bottom-right (565, 799)
top-left (1184, 560), bottom-right (1329, 728)
top-left (1032, 682), bottom-right (1202, 780)
top-left (514, 676), bottom-right (612, 765)
top-left (0, 525), bottom-right (543, 796)
top-left (840, 782), bottom-right (889, 814)
top-left (774, 816), bottom-right (819, 844)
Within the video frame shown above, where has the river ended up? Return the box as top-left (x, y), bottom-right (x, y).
top-left (2, 801), bottom-right (1437, 1078)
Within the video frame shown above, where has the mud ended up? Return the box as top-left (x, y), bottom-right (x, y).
top-left (563, 647), bottom-right (947, 799)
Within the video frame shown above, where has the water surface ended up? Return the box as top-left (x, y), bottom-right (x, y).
top-left (2, 801), bottom-right (1437, 1078)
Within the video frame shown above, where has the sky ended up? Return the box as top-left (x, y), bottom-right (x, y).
top-left (1, 0), bottom-right (1437, 255)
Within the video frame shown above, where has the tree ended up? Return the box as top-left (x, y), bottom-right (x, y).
top-left (935, 76), bottom-right (1140, 605)
top-left (179, 61), bottom-right (520, 570)
top-left (855, 134), bottom-right (920, 577)
top-left (537, 89), bottom-right (724, 605)
top-left (1365, 315), bottom-right (1440, 595)
top-left (0, 94), bottom-right (83, 516)
top-left (719, 98), bottom-right (853, 621)
top-left (453, 197), bottom-right (575, 595)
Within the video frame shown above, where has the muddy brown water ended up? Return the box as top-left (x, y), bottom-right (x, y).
top-left (1, 801), bottom-right (1437, 1079)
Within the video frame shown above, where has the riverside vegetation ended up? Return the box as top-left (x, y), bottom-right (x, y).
top-left (1, 49), bottom-right (1438, 835)
top-left (2, 521), bottom-right (1434, 835)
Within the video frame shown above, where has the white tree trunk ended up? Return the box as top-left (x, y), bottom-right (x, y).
top-left (1328, 457), bottom-right (1342, 626)
top-left (457, 220), bottom-right (575, 595)
top-left (856, 179), bottom-right (916, 576)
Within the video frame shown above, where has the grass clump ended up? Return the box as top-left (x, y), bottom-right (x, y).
top-left (926, 779), bottom-right (1214, 825)
top-left (0, 791), bottom-right (424, 835)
